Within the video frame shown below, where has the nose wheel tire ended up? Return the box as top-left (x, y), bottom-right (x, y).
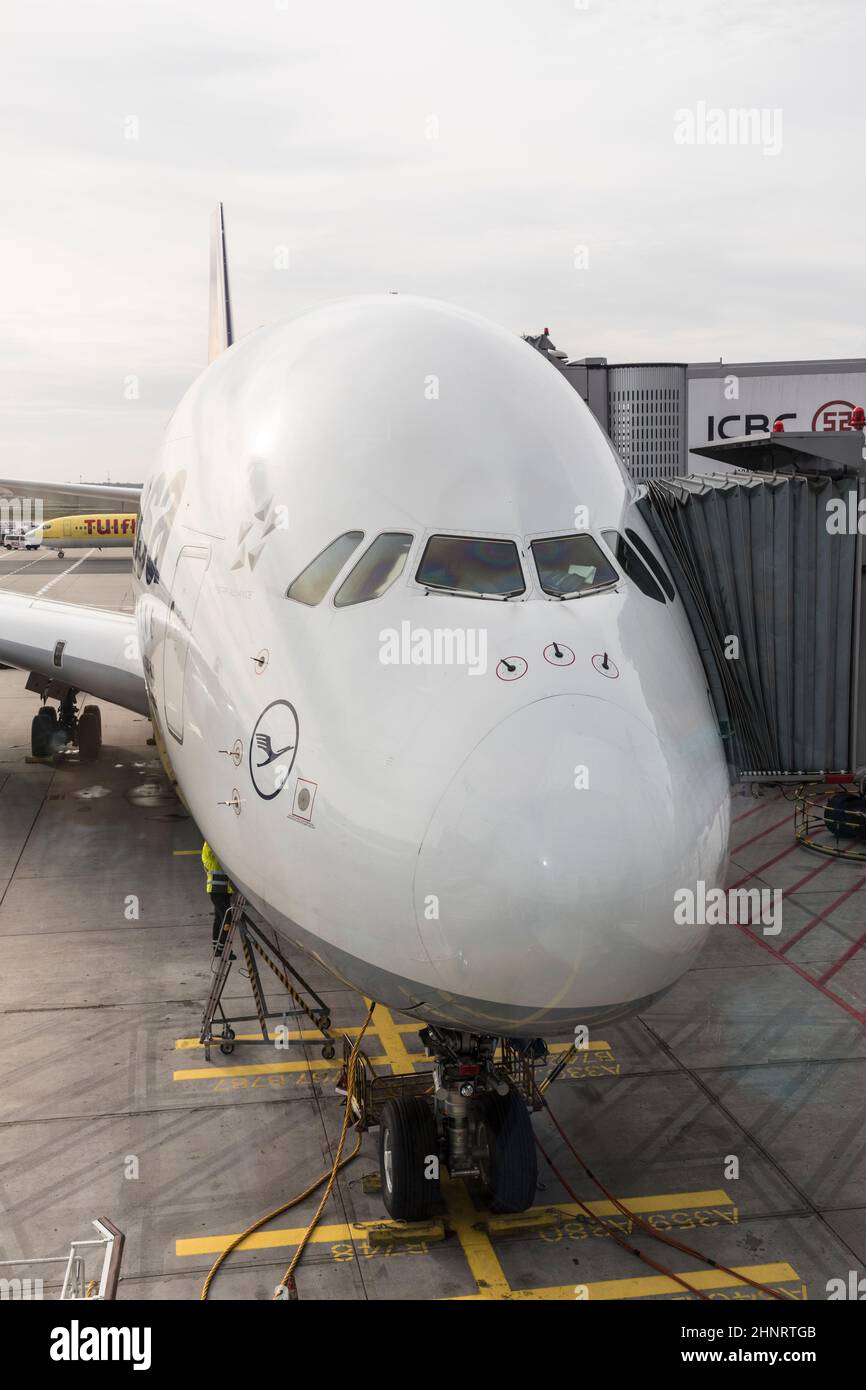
top-left (476, 1088), bottom-right (538, 1213)
top-left (378, 1097), bottom-right (440, 1222)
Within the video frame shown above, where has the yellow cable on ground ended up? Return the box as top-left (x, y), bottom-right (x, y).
top-left (273, 1000), bottom-right (376, 1299)
top-left (200, 1000), bottom-right (376, 1302)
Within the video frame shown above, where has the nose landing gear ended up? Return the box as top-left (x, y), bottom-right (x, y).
top-left (360, 1028), bottom-right (545, 1223)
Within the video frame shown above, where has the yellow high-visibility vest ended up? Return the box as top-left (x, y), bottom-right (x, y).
top-left (201, 841), bottom-right (234, 894)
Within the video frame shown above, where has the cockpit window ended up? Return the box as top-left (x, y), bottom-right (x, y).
top-left (334, 532), bottom-right (413, 607)
top-left (531, 534), bottom-right (618, 598)
top-left (625, 527), bottom-right (675, 602)
top-left (416, 536), bottom-right (525, 597)
top-left (602, 529), bottom-right (665, 604)
top-left (287, 531), bottom-right (363, 605)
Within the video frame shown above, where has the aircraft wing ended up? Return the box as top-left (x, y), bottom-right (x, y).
top-left (0, 592), bottom-right (148, 715)
top-left (0, 477), bottom-right (141, 508)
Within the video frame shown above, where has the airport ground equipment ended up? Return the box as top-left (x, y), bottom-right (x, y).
top-left (198, 894), bottom-right (336, 1062)
top-left (796, 780), bottom-right (866, 864)
top-left (347, 1028), bottom-right (547, 1222)
top-left (639, 425), bottom-right (866, 783)
top-left (0, 1218), bottom-right (124, 1300)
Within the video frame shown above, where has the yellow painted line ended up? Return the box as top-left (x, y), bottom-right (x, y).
top-left (173, 1025), bottom-right (600, 1052)
top-left (176, 1217), bottom-right (441, 1259)
top-left (175, 1025), bottom-right (426, 1051)
top-left (177, 1222), bottom-right (359, 1257)
top-left (552, 1189), bottom-right (734, 1220)
top-left (438, 1175), bottom-right (512, 1298)
top-left (172, 850), bottom-right (201, 856)
top-left (370, 1002), bottom-right (419, 1076)
top-left (175, 1188), bottom-right (736, 1259)
top-left (452, 1262), bottom-right (802, 1301)
top-left (174, 1053), bottom-right (430, 1082)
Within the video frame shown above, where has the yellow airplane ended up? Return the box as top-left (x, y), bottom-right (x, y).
top-left (26, 513), bottom-right (137, 559)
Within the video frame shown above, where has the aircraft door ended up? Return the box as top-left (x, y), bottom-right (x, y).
top-left (163, 545), bottom-right (209, 742)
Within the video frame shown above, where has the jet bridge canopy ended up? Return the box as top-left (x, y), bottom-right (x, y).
top-left (638, 429), bottom-right (866, 782)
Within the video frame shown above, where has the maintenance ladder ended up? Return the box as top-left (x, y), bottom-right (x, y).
top-left (198, 895), bottom-right (337, 1061)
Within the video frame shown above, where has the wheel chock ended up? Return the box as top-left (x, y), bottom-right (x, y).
top-left (481, 1209), bottom-right (557, 1235)
top-left (365, 1219), bottom-right (446, 1248)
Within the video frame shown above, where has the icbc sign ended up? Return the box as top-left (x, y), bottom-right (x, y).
top-left (812, 400), bottom-right (857, 431)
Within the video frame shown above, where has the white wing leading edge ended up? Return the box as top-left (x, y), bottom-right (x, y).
top-left (0, 592), bottom-right (147, 715)
top-left (0, 477), bottom-right (141, 508)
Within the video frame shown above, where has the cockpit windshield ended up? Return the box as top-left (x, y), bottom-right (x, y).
top-left (531, 534), bottom-right (619, 598)
top-left (416, 536), bottom-right (525, 598)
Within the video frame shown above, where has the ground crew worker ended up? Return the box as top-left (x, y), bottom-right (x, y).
top-left (201, 841), bottom-right (234, 955)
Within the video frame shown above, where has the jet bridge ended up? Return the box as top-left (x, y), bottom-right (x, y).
top-left (637, 426), bottom-right (866, 783)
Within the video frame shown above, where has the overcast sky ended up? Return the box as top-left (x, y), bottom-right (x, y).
top-left (1, 0), bottom-right (863, 482)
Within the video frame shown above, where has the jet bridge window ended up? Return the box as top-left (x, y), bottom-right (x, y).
top-left (625, 528), bottom-right (675, 602)
top-left (334, 532), bottom-right (413, 607)
top-left (287, 531), bottom-right (364, 605)
top-left (601, 529), bottom-right (665, 604)
top-left (531, 535), bottom-right (618, 598)
top-left (416, 536), bottom-right (525, 598)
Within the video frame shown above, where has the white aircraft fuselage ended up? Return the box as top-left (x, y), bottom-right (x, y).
top-left (134, 295), bottom-right (729, 1037)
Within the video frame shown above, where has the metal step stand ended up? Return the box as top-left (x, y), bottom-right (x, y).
top-left (198, 894), bottom-right (336, 1062)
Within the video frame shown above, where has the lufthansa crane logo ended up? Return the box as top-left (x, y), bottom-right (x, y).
top-left (249, 700), bottom-right (299, 800)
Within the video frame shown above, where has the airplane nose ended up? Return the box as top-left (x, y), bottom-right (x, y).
top-left (413, 693), bottom-right (725, 1026)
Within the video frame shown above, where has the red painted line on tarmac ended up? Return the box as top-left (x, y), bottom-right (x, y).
top-left (779, 874), bottom-right (866, 956)
top-left (730, 812), bottom-right (793, 857)
top-left (781, 856), bottom-right (836, 897)
top-left (728, 841), bottom-right (800, 890)
top-left (732, 801), bottom-right (772, 826)
top-left (818, 928), bottom-right (866, 986)
top-left (734, 921), bottom-right (866, 1027)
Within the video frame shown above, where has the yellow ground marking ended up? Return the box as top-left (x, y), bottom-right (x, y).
top-left (173, 1003), bottom-right (433, 1080)
top-left (172, 850), bottom-right (201, 856)
top-left (175, 1187), bottom-right (734, 1260)
top-left (495, 1189), bottom-right (734, 1226)
top-left (177, 1222), bottom-right (363, 1257)
top-left (450, 1263), bottom-right (802, 1302)
top-left (174, 1054), bottom-right (429, 1081)
top-left (437, 1174), bottom-right (512, 1298)
top-left (176, 1026), bottom-right (607, 1051)
top-left (370, 1002), bottom-right (420, 1076)
top-left (174, 1022), bottom-right (425, 1049)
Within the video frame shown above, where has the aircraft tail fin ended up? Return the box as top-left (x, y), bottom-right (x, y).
top-left (208, 202), bottom-right (234, 363)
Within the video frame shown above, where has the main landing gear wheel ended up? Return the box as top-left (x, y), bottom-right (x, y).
top-left (77, 704), bottom-right (102, 760)
top-left (31, 706), bottom-right (58, 757)
top-left (476, 1088), bottom-right (538, 1213)
top-left (378, 1097), bottom-right (440, 1221)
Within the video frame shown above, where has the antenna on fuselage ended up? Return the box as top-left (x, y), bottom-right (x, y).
top-left (208, 202), bottom-right (234, 363)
